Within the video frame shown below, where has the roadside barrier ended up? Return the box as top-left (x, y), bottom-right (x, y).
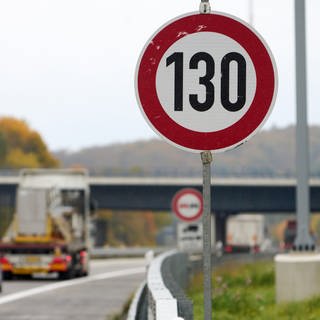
top-left (147, 250), bottom-right (181, 320)
top-left (127, 281), bottom-right (147, 320)
top-left (127, 249), bottom-right (276, 320)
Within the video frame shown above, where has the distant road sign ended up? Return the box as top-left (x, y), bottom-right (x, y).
top-left (135, 12), bottom-right (277, 153)
top-left (177, 222), bottom-right (203, 252)
top-left (172, 188), bottom-right (203, 222)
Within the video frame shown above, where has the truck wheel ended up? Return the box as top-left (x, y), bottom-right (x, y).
top-left (3, 272), bottom-right (13, 280)
top-left (58, 268), bottom-right (74, 280)
top-left (80, 262), bottom-right (89, 277)
top-left (80, 269), bottom-right (89, 277)
top-left (75, 266), bottom-right (88, 278)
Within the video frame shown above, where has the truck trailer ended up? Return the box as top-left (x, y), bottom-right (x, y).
top-left (0, 169), bottom-right (90, 280)
top-left (225, 214), bottom-right (266, 253)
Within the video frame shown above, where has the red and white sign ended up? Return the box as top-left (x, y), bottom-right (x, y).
top-left (172, 188), bottom-right (203, 222)
top-left (135, 12), bottom-right (277, 153)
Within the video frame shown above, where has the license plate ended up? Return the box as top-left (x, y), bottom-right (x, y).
top-left (24, 256), bottom-right (41, 264)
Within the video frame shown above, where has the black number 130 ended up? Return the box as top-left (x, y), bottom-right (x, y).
top-left (166, 51), bottom-right (247, 112)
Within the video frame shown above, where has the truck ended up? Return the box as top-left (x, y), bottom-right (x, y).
top-left (0, 169), bottom-right (90, 280)
top-left (281, 219), bottom-right (316, 251)
top-left (282, 219), bottom-right (297, 251)
top-left (225, 214), bottom-right (267, 253)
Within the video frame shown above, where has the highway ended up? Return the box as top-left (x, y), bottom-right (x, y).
top-left (0, 258), bottom-right (146, 320)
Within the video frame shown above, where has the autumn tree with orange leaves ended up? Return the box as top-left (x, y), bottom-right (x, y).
top-left (0, 117), bottom-right (59, 169)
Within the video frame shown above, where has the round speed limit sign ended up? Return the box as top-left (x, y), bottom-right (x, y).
top-left (135, 12), bottom-right (277, 153)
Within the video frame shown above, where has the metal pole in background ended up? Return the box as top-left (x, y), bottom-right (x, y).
top-left (201, 151), bottom-right (212, 320)
top-left (293, 0), bottom-right (315, 251)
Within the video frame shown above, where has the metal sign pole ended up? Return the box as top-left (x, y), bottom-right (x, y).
top-left (199, 3), bottom-right (212, 319)
top-left (201, 151), bottom-right (212, 320)
top-left (293, 0), bottom-right (314, 251)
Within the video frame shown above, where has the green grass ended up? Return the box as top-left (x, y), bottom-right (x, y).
top-left (188, 260), bottom-right (320, 320)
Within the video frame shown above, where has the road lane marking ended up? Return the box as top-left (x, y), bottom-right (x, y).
top-left (0, 266), bottom-right (145, 306)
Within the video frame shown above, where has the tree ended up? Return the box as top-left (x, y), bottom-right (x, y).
top-left (0, 131), bottom-right (7, 166)
top-left (0, 117), bottom-right (59, 169)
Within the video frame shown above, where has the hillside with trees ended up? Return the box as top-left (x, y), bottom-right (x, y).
top-left (1, 120), bottom-right (319, 247)
top-left (0, 117), bottom-right (59, 237)
top-left (55, 125), bottom-right (320, 177)
top-left (0, 117), bottom-right (59, 169)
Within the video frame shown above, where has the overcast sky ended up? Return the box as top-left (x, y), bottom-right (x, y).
top-left (0, 0), bottom-right (319, 151)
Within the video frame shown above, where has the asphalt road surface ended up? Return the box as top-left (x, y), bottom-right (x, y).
top-left (0, 258), bottom-right (146, 320)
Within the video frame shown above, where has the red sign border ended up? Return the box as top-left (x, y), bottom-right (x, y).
top-left (171, 188), bottom-right (203, 222)
top-left (135, 12), bottom-right (277, 153)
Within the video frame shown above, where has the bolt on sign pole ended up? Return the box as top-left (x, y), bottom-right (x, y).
top-left (200, 0), bottom-right (211, 14)
top-left (293, 0), bottom-right (315, 251)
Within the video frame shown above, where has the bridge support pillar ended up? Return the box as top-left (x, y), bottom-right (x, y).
top-left (214, 212), bottom-right (228, 246)
top-left (275, 253), bottom-right (320, 302)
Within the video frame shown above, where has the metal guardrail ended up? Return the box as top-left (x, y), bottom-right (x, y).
top-left (147, 250), bottom-right (184, 320)
top-left (161, 252), bottom-right (193, 320)
top-left (127, 250), bottom-right (277, 320)
top-left (127, 249), bottom-right (190, 320)
top-left (127, 281), bottom-right (147, 320)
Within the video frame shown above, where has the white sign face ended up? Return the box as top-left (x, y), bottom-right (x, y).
top-left (177, 222), bottom-right (203, 253)
top-left (156, 32), bottom-right (256, 132)
top-left (135, 12), bottom-right (277, 153)
top-left (172, 188), bottom-right (203, 222)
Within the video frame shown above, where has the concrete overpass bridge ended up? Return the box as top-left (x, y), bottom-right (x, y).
top-left (88, 177), bottom-right (320, 213)
top-left (1, 176), bottom-right (320, 243)
top-left (1, 176), bottom-right (320, 212)
top-left (89, 177), bottom-right (320, 244)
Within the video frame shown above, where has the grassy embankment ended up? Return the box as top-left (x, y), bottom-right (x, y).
top-left (188, 260), bottom-right (320, 320)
